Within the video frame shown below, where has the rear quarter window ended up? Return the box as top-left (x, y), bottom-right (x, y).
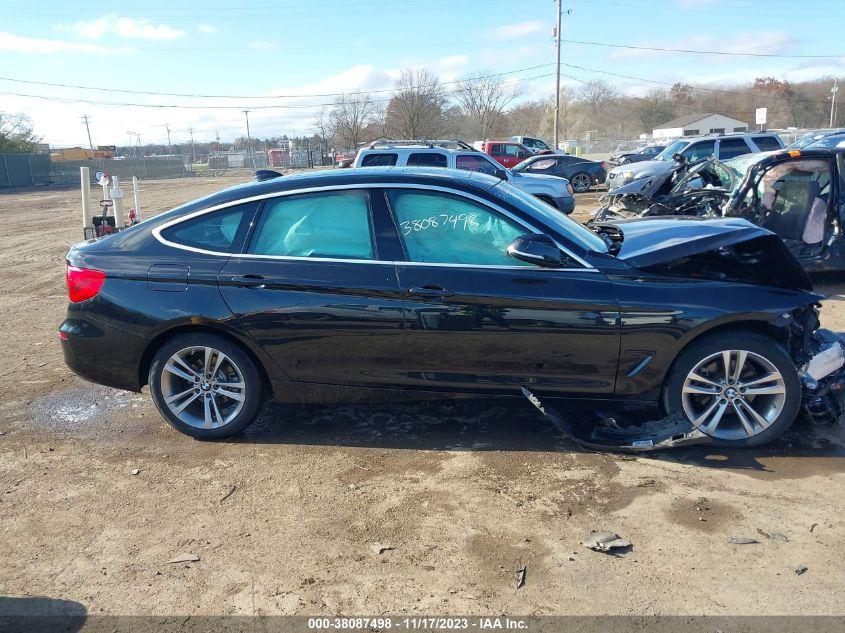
top-left (160, 202), bottom-right (257, 252)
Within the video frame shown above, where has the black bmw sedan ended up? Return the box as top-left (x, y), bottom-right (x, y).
top-left (61, 168), bottom-right (843, 446)
top-left (512, 154), bottom-right (607, 193)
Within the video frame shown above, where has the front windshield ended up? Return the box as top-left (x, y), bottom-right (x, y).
top-left (653, 140), bottom-right (688, 161)
top-left (787, 133), bottom-right (827, 149)
top-left (490, 182), bottom-right (609, 254)
top-left (512, 157), bottom-right (532, 171)
top-left (808, 135), bottom-right (845, 148)
top-left (722, 152), bottom-right (771, 189)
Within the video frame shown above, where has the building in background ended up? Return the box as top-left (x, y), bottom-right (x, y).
top-left (653, 113), bottom-right (749, 140)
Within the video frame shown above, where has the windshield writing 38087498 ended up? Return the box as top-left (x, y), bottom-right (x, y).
top-left (399, 213), bottom-right (480, 236)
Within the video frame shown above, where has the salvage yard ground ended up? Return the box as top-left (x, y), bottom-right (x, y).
top-left (1, 175), bottom-right (844, 616)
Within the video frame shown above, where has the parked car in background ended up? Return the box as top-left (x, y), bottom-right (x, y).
top-left (510, 136), bottom-right (554, 153)
top-left (593, 147), bottom-right (845, 273)
top-left (786, 129), bottom-right (845, 150)
top-left (355, 142), bottom-right (575, 213)
top-left (610, 144), bottom-right (666, 165)
top-left (61, 167), bottom-right (845, 447)
top-left (335, 150), bottom-right (357, 168)
top-left (513, 154), bottom-right (606, 193)
top-left (805, 133), bottom-right (845, 149)
top-left (477, 140), bottom-right (533, 168)
top-left (606, 132), bottom-right (784, 190)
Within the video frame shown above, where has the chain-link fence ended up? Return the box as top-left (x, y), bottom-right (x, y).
top-left (50, 157), bottom-right (187, 184)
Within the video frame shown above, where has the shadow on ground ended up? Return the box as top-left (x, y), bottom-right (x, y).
top-left (0, 596), bottom-right (86, 633)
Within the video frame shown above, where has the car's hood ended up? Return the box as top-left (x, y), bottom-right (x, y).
top-left (511, 172), bottom-right (570, 191)
top-left (591, 216), bottom-right (813, 291)
top-left (609, 159), bottom-right (674, 179)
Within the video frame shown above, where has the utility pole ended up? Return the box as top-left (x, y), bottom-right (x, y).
top-left (164, 123), bottom-right (172, 156)
top-left (553, 0), bottom-right (562, 150)
top-left (243, 110), bottom-right (252, 165)
top-left (188, 128), bottom-right (196, 164)
top-left (82, 114), bottom-right (95, 153)
top-left (831, 78), bottom-right (839, 128)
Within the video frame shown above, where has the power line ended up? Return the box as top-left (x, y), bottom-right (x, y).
top-left (563, 38), bottom-right (845, 59)
top-left (0, 63), bottom-right (554, 101)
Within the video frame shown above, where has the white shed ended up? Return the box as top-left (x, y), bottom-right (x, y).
top-left (653, 113), bottom-right (749, 140)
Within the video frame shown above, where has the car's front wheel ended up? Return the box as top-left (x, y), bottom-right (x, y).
top-left (149, 333), bottom-right (263, 439)
top-left (663, 331), bottom-right (801, 447)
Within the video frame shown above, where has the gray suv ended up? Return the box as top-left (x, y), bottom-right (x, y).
top-left (606, 132), bottom-right (784, 190)
top-left (355, 142), bottom-right (575, 213)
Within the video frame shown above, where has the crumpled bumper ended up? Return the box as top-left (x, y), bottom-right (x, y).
top-left (798, 329), bottom-right (845, 425)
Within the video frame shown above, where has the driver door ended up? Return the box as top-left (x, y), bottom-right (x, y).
top-left (385, 187), bottom-right (620, 397)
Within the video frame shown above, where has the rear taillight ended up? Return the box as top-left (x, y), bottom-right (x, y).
top-left (67, 265), bottom-right (105, 302)
top-left (566, 183), bottom-right (574, 194)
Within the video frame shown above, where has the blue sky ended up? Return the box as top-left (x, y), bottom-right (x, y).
top-left (0, 0), bottom-right (842, 147)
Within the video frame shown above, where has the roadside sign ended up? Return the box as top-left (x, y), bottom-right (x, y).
top-left (755, 108), bottom-right (768, 125)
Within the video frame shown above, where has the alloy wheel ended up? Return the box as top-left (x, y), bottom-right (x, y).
top-left (681, 349), bottom-right (786, 441)
top-left (571, 173), bottom-right (591, 193)
top-left (160, 346), bottom-right (246, 429)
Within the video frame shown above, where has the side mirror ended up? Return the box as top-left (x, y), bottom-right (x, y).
top-left (494, 168), bottom-right (508, 180)
top-left (507, 233), bottom-right (562, 267)
top-left (673, 153), bottom-right (687, 164)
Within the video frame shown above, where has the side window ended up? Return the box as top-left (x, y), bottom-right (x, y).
top-left (527, 159), bottom-right (557, 171)
top-left (161, 202), bottom-right (255, 252)
top-left (361, 153), bottom-right (397, 167)
top-left (752, 136), bottom-right (783, 152)
top-left (387, 189), bottom-right (532, 266)
top-left (456, 154), bottom-right (498, 176)
top-left (503, 145), bottom-right (520, 157)
top-left (682, 140), bottom-right (716, 161)
top-left (407, 152), bottom-right (447, 168)
top-left (718, 138), bottom-right (752, 159)
top-left (249, 190), bottom-right (375, 260)
top-left (490, 144), bottom-right (504, 156)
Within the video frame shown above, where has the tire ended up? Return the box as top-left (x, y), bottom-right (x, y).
top-left (662, 331), bottom-right (801, 447)
top-left (570, 172), bottom-right (592, 193)
top-left (149, 333), bottom-right (263, 439)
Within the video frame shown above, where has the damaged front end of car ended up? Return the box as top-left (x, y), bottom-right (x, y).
top-left (524, 217), bottom-right (845, 452)
top-left (524, 314), bottom-right (845, 452)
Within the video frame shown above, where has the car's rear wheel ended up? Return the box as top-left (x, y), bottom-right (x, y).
top-left (663, 331), bottom-right (801, 447)
top-left (149, 333), bottom-right (262, 439)
top-left (570, 172), bottom-right (592, 193)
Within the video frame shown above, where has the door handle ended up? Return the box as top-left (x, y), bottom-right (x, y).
top-left (408, 285), bottom-right (454, 298)
top-left (229, 274), bottom-right (266, 289)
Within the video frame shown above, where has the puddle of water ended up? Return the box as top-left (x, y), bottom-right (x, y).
top-left (30, 385), bottom-right (147, 431)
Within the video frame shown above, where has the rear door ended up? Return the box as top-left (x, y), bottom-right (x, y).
top-left (218, 188), bottom-right (406, 388)
top-left (385, 186), bottom-right (620, 397)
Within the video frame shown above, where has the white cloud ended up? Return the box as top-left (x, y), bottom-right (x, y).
top-left (58, 15), bottom-right (186, 41)
top-left (197, 24), bottom-right (218, 35)
top-left (0, 31), bottom-right (113, 54)
top-left (437, 54), bottom-right (469, 69)
top-left (489, 20), bottom-right (546, 41)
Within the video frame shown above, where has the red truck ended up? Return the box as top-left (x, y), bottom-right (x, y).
top-left (476, 140), bottom-right (533, 168)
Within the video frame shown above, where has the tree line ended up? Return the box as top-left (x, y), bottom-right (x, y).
top-left (1, 71), bottom-right (840, 155)
top-left (322, 71), bottom-right (842, 150)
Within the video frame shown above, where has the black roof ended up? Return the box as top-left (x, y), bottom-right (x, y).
top-left (159, 167), bottom-right (502, 223)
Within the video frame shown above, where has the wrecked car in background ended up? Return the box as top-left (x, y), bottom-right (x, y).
top-left (592, 148), bottom-right (845, 273)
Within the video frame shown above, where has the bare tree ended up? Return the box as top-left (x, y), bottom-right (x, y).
top-left (385, 68), bottom-right (447, 139)
top-left (313, 106), bottom-right (336, 148)
top-left (0, 112), bottom-right (39, 153)
top-left (454, 72), bottom-right (516, 138)
top-left (331, 93), bottom-right (374, 149)
top-left (577, 80), bottom-right (619, 136)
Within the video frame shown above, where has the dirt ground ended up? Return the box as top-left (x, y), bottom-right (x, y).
top-left (1, 175), bottom-right (844, 617)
